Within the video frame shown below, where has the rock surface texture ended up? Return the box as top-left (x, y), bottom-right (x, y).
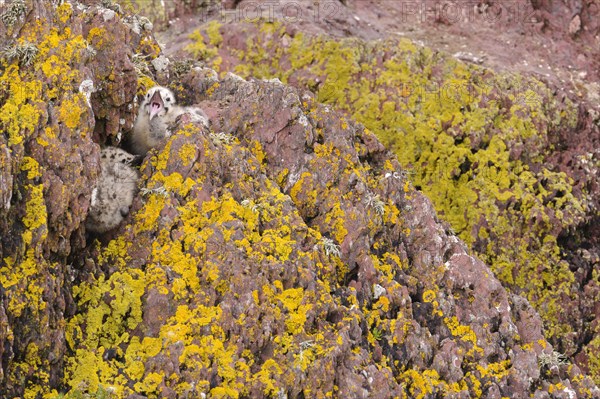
top-left (0, 1), bottom-right (599, 399)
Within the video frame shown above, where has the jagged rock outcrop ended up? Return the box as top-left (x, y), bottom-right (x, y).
top-left (146, 0), bottom-right (600, 386)
top-left (0, 1), bottom-right (599, 398)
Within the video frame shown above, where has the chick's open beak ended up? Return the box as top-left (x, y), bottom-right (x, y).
top-left (148, 90), bottom-right (164, 120)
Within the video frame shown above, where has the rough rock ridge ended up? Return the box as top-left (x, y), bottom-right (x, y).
top-left (152, 0), bottom-right (600, 386)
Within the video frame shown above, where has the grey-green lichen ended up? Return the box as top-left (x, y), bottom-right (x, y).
top-left (1, 0), bottom-right (26, 28)
top-left (1, 41), bottom-right (39, 66)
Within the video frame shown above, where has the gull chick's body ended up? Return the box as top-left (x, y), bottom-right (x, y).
top-left (131, 86), bottom-right (209, 155)
top-left (86, 147), bottom-right (139, 233)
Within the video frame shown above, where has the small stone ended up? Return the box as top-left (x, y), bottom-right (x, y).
top-left (569, 14), bottom-right (581, 36)
top-left (373, 284), bottom-right (386, 300)
top-left (102, 8), bottom-right (115, 21)
top-left (151, 55), bottom-right (170, 73)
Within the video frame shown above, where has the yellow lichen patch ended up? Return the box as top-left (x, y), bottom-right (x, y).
top-left (206, 194), bottom-right (260, 231)
top-left (275, 288), bottom-right (313, 335)
top-left (64, 349), bottom-right (123, 396)
top-left (143, 263), bottom-right (169, 295)
top-left (134, 194), bottom-right (166, 233)
top-left (475, 360), bottom-right (511, 381)
top-left (86, 27), bottom-right (106, 48)
top-left (139, 37), bottom-right (162, 59)
top-left (124, 337), bottom-right (165, 393)
top-left (258, 229), bottom-right (296, 262)
top-left (134, 372), bottom-right (163, 396)
top-left (423, 290), bottom-right (437, 303)
top-left (152, 139), bottom-right (174, 171)
top-left (206, 81), bottom-right (220, 97)
top-left (58, 93), bottom-right (87, 130)
top-left (176, 122), bottom-right (204, 138)
top-left (20, 156), bottom-right (41, 179)
top-left (65, 269), bottom-right (146, 395)
top-left (37, 28), bottom-right (86, 97)
top-left (324, 202), bottom-right (348, 244)
top-left (0, 11), bottom-right (112, 395)
top-left (207, 20), bottom-right (223, 47)
top-left (186, 29), bottom-right (219, 60)
top-left (289, 172), bottom-right (315, 202)
top-left (444, 316), bottom-right (484, 358)
top-left (400, 369), bottom-right (444, 399)
top-left (373, 295), bottom-right (390, 313)
top-left (252, 359), bottom-right (283, 397)
top-left (250, 140), bottom-right (266, 165)
top-left (0, 65), bottom-right (43, 146)
top-left (584, 327), bottom-right (600, 384)
top-left (292, 340), bottom-right (323, 373)
top-left (137, 74), bottom-right (156, 94)
top-left (96, 236), bottom-right (131, 270)
top-left (156, 304), bottom-right (250, 397)
top-left (150, 171), bottom-right (196, 197)
top-left (0, 250), bottom-right (46, 317)
top-left (178, 143), bottom-right (197, 166)
top-left (380, 252), bottom-right (404, 278)
top-left (152, 239), bottom-right (200, 301)
top-left (57, 2), bottom-right (73, 23)
top-left (22, 184), bottom-right (48, 243)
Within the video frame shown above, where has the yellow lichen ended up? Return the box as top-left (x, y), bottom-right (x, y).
top-left (0, 65), bottom-right (43, 146)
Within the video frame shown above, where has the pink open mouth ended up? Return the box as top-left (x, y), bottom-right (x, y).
top-left (148, 91), bottom-right (164, 120)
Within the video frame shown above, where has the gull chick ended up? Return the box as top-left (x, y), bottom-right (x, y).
top-left (86, 147), bottom-right (140, 233)
top-left (131, 86), bottom-right (209, 155)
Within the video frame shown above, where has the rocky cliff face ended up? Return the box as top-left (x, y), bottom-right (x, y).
top-left (0, 1), bottom-right (599, 398)
top-left (153, 0), bottom-right (600, 388)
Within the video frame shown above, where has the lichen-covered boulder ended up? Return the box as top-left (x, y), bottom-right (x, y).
top-left (164, 0), bottom-right (600, 386)
top-left (60, 65), bottom-right (599, 397)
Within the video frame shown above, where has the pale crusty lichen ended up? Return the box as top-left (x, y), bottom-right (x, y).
top-left (1, 0), bottom-right (26, 28)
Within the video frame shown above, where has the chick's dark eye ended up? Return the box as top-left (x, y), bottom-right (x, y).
top-left (166, 97), bottom-right (171, 102)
